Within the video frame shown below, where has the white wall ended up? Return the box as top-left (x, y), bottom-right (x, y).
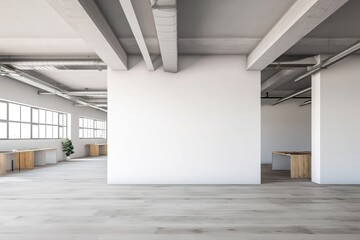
top-left (312, 55), bottom-right (360, 184)
top-left (108, 55), bottom-right (261, 184)
top-left (0, 76), bottom-right (107, 161)
top-left (261, 99), bottom-right (311, 164)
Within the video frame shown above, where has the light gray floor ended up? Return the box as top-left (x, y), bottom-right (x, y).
top-left (1, 158), bottom-right (360, 240)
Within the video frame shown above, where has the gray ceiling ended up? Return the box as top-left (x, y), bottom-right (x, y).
top-left (0, 0), bottom-right (359, 97)
top-left (177, 0), bottom-right (296, 38)
top-left (286, 0), bottom-right (360, 55)
top-left (307, 0), bottom-right (360, 38)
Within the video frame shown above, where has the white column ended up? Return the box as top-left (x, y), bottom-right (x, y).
top-left (312, 55), bottom-right (360, 184)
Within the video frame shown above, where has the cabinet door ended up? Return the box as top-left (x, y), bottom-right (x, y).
top-left (16, 152), bottom-right (35, 169)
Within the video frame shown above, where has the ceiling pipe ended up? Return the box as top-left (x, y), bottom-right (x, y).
top-left (0, 59), bottom-right (107, 71)
top-left (261, 96), bottom-right (310, 99)
top-left (272, 87), bottom-right (311, 106)
top-left (68, 91), bottom-right (107, 96)
top-left (294, 41), bottom-right (360, 83)
top-left (0, 65), bottom-right (107, 113)
top-left (74, 103), bottom-right (107, 107)
top-left (267, 56), bottom-right (317, 69)
top-left (95, 104), bottom-right (108, 107)
top-left (300, 100), bottom-right (311, 106)
top-left (87, 99), bottom-right (107, 103)
top-left (39, 91), bottom-right (107, 96)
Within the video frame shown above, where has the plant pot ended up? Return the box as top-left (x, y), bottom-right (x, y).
top-left (65, 156), bottom-right (71, 161)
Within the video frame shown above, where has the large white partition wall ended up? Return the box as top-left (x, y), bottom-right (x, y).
top-left (108, 56), bottom-right (261, 184)
top-left (312, 55), bottom-right (360, 184)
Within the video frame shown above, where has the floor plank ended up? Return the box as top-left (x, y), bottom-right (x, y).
top-left (0, 157), bottom-right (360, 240)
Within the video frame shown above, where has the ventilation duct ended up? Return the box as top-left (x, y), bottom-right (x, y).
top-left (151, 0), bottom-right (177, 73)
top-left (0, 59), bottom-right (107, 71)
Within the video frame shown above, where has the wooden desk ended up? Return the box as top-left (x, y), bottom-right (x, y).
top-left (0, 148), bottom-right (57, 176)
top-left (272, 151), bottom-right (311, 178)
top-left (0, 150), bottom-right (35, 173)
top-left (88, 143), bottom-right (107, 157)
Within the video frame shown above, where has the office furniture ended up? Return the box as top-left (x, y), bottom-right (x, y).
top-left (0, 148), bottom-right (57, 175)
top-left (272, 151), bottom-right (311, 178)
top-left (0, 152), bottom-right (7, 175)
top-left (88, 143), bottom-right (107, 157)
top-left (33, 148), bottom-right (57, 165)
top-left (15, 151), bottom-right (35, 170)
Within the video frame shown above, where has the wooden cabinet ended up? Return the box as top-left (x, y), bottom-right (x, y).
top-left (89, 145), bottom-right (100, 157)
top-left (103, 144), bottom-right (107, 155)
top-left (0, 154), bottom-right (7, 175)
top-left (88, 144), bottom-right (107, 157)
top-left (290, 154), bottom-right (311, 178)
top-left (15, 151), bottom-right (35, 170)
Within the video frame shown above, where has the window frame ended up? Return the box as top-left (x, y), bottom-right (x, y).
top-left (0, 99), bottom-right (69, 140)
top-left (79, 116), bottom-right (106, 139)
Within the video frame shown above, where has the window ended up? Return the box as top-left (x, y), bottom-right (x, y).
top-left (0, 100), bottom-right (69, 140)
top-left (9, 103), bottom-right (20, 121)
top-left (0, 122), bottom-right (7, 139)
top-left (0, 102), bottom-right (7, 139)
top-left (79, 117), bottom-right (106, 139)
top-left (0, 102), bottom-right (7, 120)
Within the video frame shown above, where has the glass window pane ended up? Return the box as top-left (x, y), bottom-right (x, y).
top-left (53, 112), bottom-right (59, 125)
top-left (46, 125), bottom-right (53, 138)
top-left (84, 118), bottom-right (88, 128)
top-left (9, 103), bottom-right (20, 121)
top-left (0, 102), bottom-right (7, 120)
top-left (32, 125), bottom-right (39, 138)
top-left (21, 123), bottom-right (31, 139)
top-left (79, 128), bottom-right (83, 138)
top-left (39, 109), bottom-right (46, 124)
top-left (84, 129), bottom-right (88, 138)
top-left (39, 125), bottom-right (46, 138)
top-left (63, 127), bottom-right (67, 138)
top-left (89, 119), bottom-right (94, 128)
top-left (59, 127), bottom-right (63, 138)
top-left (79, 118), bottom-right (83, 127)
top-left (46, 111), bottom-right (53, 124)
top-left (59, 114), bottom-right (63, 126)
top-left (0, 122), bottom-right (7, 138)
top-left (32, 109), bottom-right (39, 123)
top-left (21, 106), bottom-right (31, 122)
top-left (64, 115), bottom-right (67, 126)
top-left (9, 122), bottom-right (20, 139)
top-left (53, 126), bottom-right (58, 138)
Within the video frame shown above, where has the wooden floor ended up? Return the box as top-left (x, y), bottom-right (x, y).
top-left (1, 158), bottom-right (360, 240)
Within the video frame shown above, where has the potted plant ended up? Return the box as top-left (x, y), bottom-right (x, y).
top-left (62, 138), bottom-right (75, 160)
